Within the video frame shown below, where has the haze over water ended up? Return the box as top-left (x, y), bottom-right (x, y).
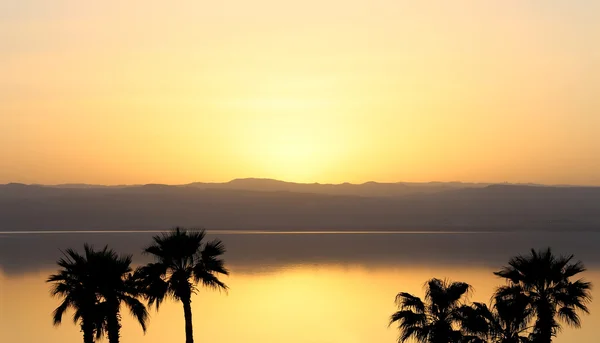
top-left (1, 231), bottom-right (598, 343)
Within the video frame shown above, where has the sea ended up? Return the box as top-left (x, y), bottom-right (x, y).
top-left (1, 230), bottom-right (598, 343)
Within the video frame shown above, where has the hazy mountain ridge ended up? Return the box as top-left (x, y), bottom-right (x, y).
top-left (1, 180), bottom-right (599, 232)
top-left (3, 178), bottom-right (540, 196)
top-left (184, 178), bottom-right (494, 197)
top-left (5, 178), bottom-right (582, 194)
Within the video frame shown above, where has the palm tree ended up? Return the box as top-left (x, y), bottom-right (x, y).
top-left (87, 246), bottom-right (148, 343)
top-left (494, 248), bottom-right (592, 343)
top-left (134, 227), bottom-right (229, 343)
top-left (458, 290), bottom-right (533, 343)
top-left (390, 278), bottom-right (472, 343)
top-left (47, 245), bottom-right (107, 343)
top-left (47, 244), bottom-right (148, 343)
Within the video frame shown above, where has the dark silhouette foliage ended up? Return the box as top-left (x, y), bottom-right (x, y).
top-left (494, 248), bottom-right (592, 343)
top-left (133, 227), bottom-right (228, 343)
top-left (48, 244), bottom-right (147, 343)
top-left (390, 278), bottom-right (472, 343)
top-left (392, 248), bottom-right (592, 343)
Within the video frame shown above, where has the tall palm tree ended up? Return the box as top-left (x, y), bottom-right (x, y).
top-left (458, 290), bottom-right (533, 343)
top-left (494, 248), bottom-right (592, 343)
top-left (48, 245), bottom-right (112, 343)
top-left (390, 278), bottom-right (472, 343)
top-left (134, 227), bottom-right (229, 343)
top-left (87, 246), bottom-right (148, 343)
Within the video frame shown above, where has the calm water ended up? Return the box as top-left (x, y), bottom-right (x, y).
top-left (1, 231), bottom-right (599, 343)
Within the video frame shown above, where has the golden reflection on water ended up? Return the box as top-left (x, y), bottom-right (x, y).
top-left (1, 265), bottom-right (598, 343)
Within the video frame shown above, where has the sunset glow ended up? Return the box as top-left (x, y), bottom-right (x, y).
top-left (1, 1), bottom-right (599, 185)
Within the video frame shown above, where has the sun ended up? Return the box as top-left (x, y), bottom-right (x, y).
top-left (233, 104), bottom-right (344, 183)
top-left (259, 132), bottom-right (324, 182)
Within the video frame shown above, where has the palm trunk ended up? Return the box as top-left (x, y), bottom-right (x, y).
top-left (81, 320), bottom-right (95, 343)
top-left (182, 296), bottom-right (194, 343)
top-left (533, 304), bottom-right (554, 343)
top-left (106, 308), bottom-right (122, 343)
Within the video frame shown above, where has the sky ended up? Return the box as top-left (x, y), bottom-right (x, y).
top-left (1, 0), bottom-right (599, 185)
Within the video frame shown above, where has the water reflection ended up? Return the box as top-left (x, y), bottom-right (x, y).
top-left (2, 231), bottom-right (600, 275)
top-left (0, 232), bottom-right (599, 343)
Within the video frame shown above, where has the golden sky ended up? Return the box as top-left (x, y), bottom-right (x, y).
top-left (1, 1), bottom-right (599, 185)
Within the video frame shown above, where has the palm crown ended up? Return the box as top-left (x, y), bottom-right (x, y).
top-left (134, 227), bottom-right (228, 343)
top-left (458, 292), bottom-right (533, 343)
top-left (47, 244), bottom-right (148, 343)
top-left (494, 248), bottom-right (592, 343)
top-left (87, 245), bottom-right (148, 343)
top-left (390, 278), bottom-right (472, 343)
top-left (47, 246), bottom-right (103, 343)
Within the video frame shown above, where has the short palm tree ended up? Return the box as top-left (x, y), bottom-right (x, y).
top-left (458, 290), bottom-right (533, 343)
top-left (390, 278), bottom-right (472, 343)
top-left (134, 227), bottom-right (229, 343)
top-left (47, 246), bottom-right (102, 343)
top-left (47, 244), bottom-right (148, 343)
top-left (87, 246), bottom-right (148, 343)
top-left (494, 248), bottom-right (592, 343)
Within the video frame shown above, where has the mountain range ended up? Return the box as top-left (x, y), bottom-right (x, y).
top-left (1, 178), bottom-right (599, 231)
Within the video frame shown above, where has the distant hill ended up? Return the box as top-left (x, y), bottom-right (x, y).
top-left (1, 180), bottom-right (599, 231)
top-left (184, 178), bottom-right (491, 197)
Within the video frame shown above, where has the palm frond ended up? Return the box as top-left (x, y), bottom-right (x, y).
top-left (395, 292), bottom-right (426, 313)
top-left (557, 307), bottom-right (581, 328)
top-left (193, 269), bottom-right (228, 292)
top-left (200, 239), bottom-right (229, 275)
top-left (390, 309), bottom-right (427, 327)
top-left (446, 281), bottom-right (472, 304)
top-left (52, 297), bottom-right (72, 326)
top-left (454, 303), bottom-right (490, 337)
top-left (122, 295), bottom-right (149, 332)
top-left (400, 325), bottom-right (429, 343)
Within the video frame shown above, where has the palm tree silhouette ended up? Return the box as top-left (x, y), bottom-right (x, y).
top-left (459, 291), bottom-right (533, 343)
top-left (47, 244), bottom-right (148, 343)
top-left (134, 227), bottom-right (229, 343)
top-left (494, 248), bottom-right (592, 343)
top-left (47, 246), bottom-right (104, 343)
top-left (88, 245), bottom-right (148, 343)
top-left (390, 278), bottom-right (472, 343)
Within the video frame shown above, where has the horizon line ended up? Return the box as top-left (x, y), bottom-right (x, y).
top-left (1, 177), bottom-right (598, 188)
